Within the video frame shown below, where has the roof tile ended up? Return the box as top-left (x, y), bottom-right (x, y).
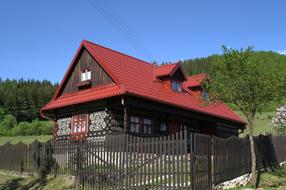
top-left (42, 40), bottom-right (245, 125)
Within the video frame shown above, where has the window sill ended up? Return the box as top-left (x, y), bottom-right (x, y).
top-left (76, 80), bottom-right (92, 87)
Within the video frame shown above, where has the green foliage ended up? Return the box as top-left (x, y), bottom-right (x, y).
top-left (180, 55), bottom-right (220, 76)
top-left (10, 120), bottom-right (53, 136)
top-left (181, 50), bottom-right (286, 111)
top-left (207, 46), bottom-right (286, 129)
top-left (0, 114), bottom-right (17, 136)
top-left (11, 121), bottom-right (31, 136)
top-left (210, 47), bottom-right (286, 121)
top-left (0, 79), bottom-right (56, 137)
top-left (229, 164), bottom-right (286, 189)
top-left (181, 50), bottom-right (286, 78)
top-left (0, 107), bottom-right (5, 121)
top-left (0, 135), bottom-right (52, 145)
top-left (206, 46), bottom-right (286, 186)
top-left (0, 79), bottom-right (57, 122)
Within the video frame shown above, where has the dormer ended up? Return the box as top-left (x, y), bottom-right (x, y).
top-left (153, 63), bottom-right (187, 92)
top-left (183, 74), bottom-right (209, 99)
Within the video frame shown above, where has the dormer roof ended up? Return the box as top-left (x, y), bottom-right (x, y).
top-left (153, 63), bottom-right (187, 80)
top-left (183, 74), bottom-right (208, 88)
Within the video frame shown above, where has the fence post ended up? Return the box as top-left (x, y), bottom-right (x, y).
top-left (190, 132), bottom-right (195, 190)
top-left (211, 136), bottom-right (214, 190)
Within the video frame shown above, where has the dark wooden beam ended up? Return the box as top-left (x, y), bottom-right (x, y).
top-left (125, 95), bottom-right (244, 129)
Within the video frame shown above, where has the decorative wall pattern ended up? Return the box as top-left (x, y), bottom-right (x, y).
top-left (89, 111), bottom-right (108, 131)
top-left (57, 117), bottom-right (72, 136)
top-left (56, 110), bottom-right (114, 137)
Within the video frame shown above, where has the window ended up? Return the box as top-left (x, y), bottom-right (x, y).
top-left (81, 69), bottom-right (91, 81)
top-left (130, 116), bottom-right (140, 133)
top-left (72, 114), bottom-right (88, 139)
top-left (129, 116), bottom-right (152, 135)
top-left (202, 88), bottom-right (209, 100)
top-left (160, 123), bottom-right (167, 132)
top-left (143, 118), bottom-right (152, 135)
top-left (171, 80), bottom-right (181, 92)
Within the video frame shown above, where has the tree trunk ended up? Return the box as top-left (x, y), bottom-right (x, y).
top-left (249, 134), bottom-right (257, 187)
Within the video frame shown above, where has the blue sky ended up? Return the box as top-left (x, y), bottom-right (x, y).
top-left (0, 0), bottom-right (285, 83)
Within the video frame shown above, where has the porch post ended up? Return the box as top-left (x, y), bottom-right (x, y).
top-left (122, 97), bottom-right (128, 132)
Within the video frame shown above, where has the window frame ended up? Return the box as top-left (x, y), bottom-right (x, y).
top-left (201, 88), bottom-right (209, 100)
top-left (130, 116), bottom-right (140, 133)
top-left (80, 69), bottom-right (91, 82)
top-left (171, 80), bottom-right (182, 92)
top-left (143, 118), bottom-right (152, 135)
top-left (71, 113), bottom-right (89, 140)
top-left (129, 115), bottom-right (152, 135)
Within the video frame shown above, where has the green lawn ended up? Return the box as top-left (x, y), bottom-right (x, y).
top-left (0, 173), bottom-right (74, 190)
top-left (0, 135), bottom-right (52, 145)
top-left (235, 111), bottom-right (275, 136)
top-left (229, 164), bottom-right (286, 190)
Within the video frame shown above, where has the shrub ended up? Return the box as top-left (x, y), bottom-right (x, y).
top-left (0, 107), bottom-right (5, 121)
top-left (0, 114), bottom-right (17, 136)
top-left (272, 105), bottom-right (286, 135)
top-left (39, 121), bottom-right (53, 135)
top-left (0, 112), bottom-right (54, 136)
top-left (11, 121), bottom-right (29, 136)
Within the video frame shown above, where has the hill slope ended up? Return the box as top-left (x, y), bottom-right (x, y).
top-left (180, 51), bottom-right (286, 76)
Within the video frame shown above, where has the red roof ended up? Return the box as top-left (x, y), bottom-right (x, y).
top-left (183, 74), bottom-right (208, 88)
top-left (153, 63), bottom-right (187, 80)
top-left (153, 63), bottom-right (178, 77)
top-left (41, 40), bottom-right (245, 125)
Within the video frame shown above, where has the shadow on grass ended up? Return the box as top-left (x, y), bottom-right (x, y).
top-left (255, 170), bottom-right (262, 188)
top-left (19, 177), bottom-right (48, 190)
top-left (0, 177), bottom-right (49, 190)
top-left (0, 178), bottom-right (23, 190)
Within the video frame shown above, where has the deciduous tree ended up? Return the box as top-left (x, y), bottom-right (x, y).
top-left (206, 46), bottom-right (286, 186)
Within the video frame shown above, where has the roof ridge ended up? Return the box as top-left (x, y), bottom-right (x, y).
top-left (83, 40), bottom-right (153, 67)
top-left (155, 62), bottom-right (178, 68)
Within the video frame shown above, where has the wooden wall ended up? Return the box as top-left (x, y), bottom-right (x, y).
top-left (59, 48), bottom-right (114, 96)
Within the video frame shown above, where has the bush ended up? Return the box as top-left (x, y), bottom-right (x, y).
top-left (0, 114), bottom-right (17, 136)
top-left (10, 120), bottom-right (53, 136)
top-left (11, 121), bottom-right (30, 136)
top-left (39, 121), bottom-right (53, 135)
top-left (31, 119), bottom-right (53, 135)
top-left (0, 107), bottom-right (5, 121)
top-left (0, 112), bottom-right (53, 136)
top-left (272, 105), bottom-right (286, 135)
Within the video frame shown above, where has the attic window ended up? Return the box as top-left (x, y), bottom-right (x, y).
top-left (202, 88), bottom-right (209, 100)
top-left (171, 80), bottom-right (181, 92)
top-left (81, 69), bottom-right (91, 82)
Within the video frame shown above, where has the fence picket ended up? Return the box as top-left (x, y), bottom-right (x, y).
top-left (1, 132), bottom-right (286, 190)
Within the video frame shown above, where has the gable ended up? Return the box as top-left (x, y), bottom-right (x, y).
top-left (58, 48), bottom-right (115, 96)
top-left (171, 68), bottom-right (187, 82)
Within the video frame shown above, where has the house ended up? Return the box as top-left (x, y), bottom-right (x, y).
top-left (40, 40), bottom-right (245, 140)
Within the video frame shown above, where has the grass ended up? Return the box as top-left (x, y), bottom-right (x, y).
top-left (235, 111), bottom-right (275, 136)
top-left (0, 135), bottom-right (52, 145)
top-left (228, 164), bottom-right (286, 189)
top-left (0, 173), bottom-right (75, 190)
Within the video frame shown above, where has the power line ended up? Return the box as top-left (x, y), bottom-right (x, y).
top-left (86, 0), bottom-right (155, 61)
top-left (97, 0), bottom-right (154, 59)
